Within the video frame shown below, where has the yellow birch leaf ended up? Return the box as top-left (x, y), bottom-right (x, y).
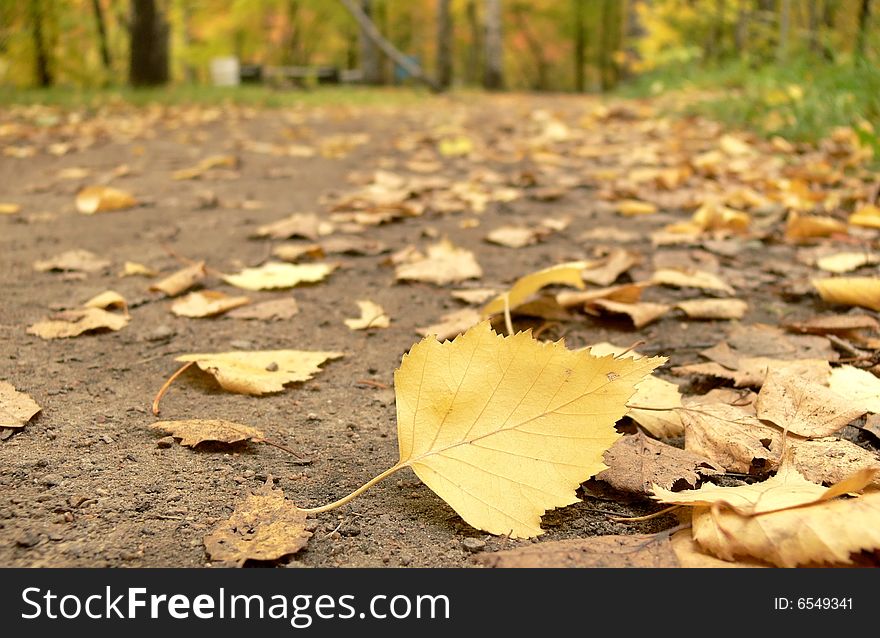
top-left (390, 321), bottom-right (665, 537)
top-left (83, 290), bottom-right (127, 312)
top-left (394, 240), bottom-right (482, 286)
top-left (119, 261), bottom-right (157, 278)
top-left (812, 277), bottom-right (880, 312)
top-left (482, 261), bottom-right (591, 317)
top-left (651, 268), bottom-right (734, 294)
top-left (171, 291), bottom-right (251, 318)
top-left (816, 252), bottom-right (880, 274)
top-left (344, 300), bottom-right (390, 330)
top-left (0, 381), bottom-right (42, 429)
top-left (690, 201), bottom-right (750, 233)
top-left (75, 186), bottom-right (137, 214)
top-left (849, 204), bottom-right (880, 229)
top-left (150, 419), bottom-right (264, 447)
top-left (556, 282), bottom-right (648, 307)
top-left (616, 199), bottom-right (657, 216)
top-left (27, 308), bottom-right (129, 339)
top-left (223, 262), bottom-right (336, 291)
top-left (676, 298), bottom-right (748, 320)
top-left (828, 366), bottom-right (880, 413)
top-left (175, 350), bottom-right (343, 395)
top-left (150, 262), bottom-right (207, 297)
top-left (785, 212), bottom-right (847, 242)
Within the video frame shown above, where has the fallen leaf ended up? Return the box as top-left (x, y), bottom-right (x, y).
top-left (395, 240), bottom-right (482, 286)
top-left (673, 356), bottom-right (831, 388)
top-left (616, 199), bottom-right (658, 216)
top-left (848, 203), bottom-right (880, 229)
top-left (149, 262), bottom-right (207, 297)
top-left (0, 382), bottom-right (41, 429)
top-left (344, 300), bottom-right (390, 330)
top-left (556, 282), bottom-right (648, 307)
top-left (150, 419), bottom-right (264, 447)
top-left (476, 534), bottom-right (680, 568)
top-left (451, 288), bottom-right (498, 305)
top-left (171, 291), bottom-right (251, 318)
top-left (486, 225), bottom-right (546, 248)
top-left (812, 277), bottom-right (880, 312)
top-left (223, 262), bottom-right (336, 291)
top-left (816, 252), bottom-right (880, 274)
top-left (581, 249), bottom-right (640, 286)
top-left (786, 438), bottom-right (880, 487)
top-left (27, 307), bottom-right (129, 339)
top-left (227, 297), bottom-right (300, 321)
top-left (689, 200), bottom-right (750, 233)
top-left (204, 480), bottom-right (311, 566)
top-left (320, 236), bottom-right (388, 256)
top-left (119, 261), bottom-right (156, 277)
top-left (438, 136), bottom-right (473, 156)
top-left (785, 211), bottom-right (848, 242)
top-left (33, 249), bottom-right (109, 273)
top-left (175, 350), bottom-right (343, 395)
top-left (785, 314), bottom-right (879, 336)
top-left (389, 321), bottom-right (664, 537)
top-left (271, 243), bottom-right (325, 262)
top-left (755, 369), bottom-right (865, 437)
top-left (828, 366), bottom-right (880, 413)
top-left (0, 203), bottom-right (21, 215)
top-left (651, 268), bottom-right (734, 294)
top-left (416, 308), bottom-right (481, 341)
top-left (625, 375), bottom-right (684, 437)
top-left (670, 529), bottom-right (767, 568)
top-left (482, 261), bottom-right (590, 317)
top-left (172, 154), bottom-right (238, 180)
top-left (75, 185), bottom-right (137, 214)
top-left (676, 298), bottom-right (748, 320)
top-left (597, 433), bottom-right (721, 495)
top-left (590, 299), bottom-right (671, 328)
top-left (681, 402), bottom-right (776, 474)
top-left (84, 290), bottom-right (128, 312)
top-left (253, 213), bottom-right (334, 240)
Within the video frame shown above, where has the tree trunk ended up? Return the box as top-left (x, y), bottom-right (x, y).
top-left (28, 0), bottom-right (52, 87)
top-left (482, 0), bottom-right (503, 90)
top-left (358, 0), bottom-right (382, 84)
top-left (573, 0), bottom-right (587, 92)
top-left (465, 0), bottom-right (481, 85)
top-left (807, 0), bottom-right (820, 55)
top-left (709, 0), bottom-right (726, 61)
top-left (91, 0), bottom-right (112, 74)
top-left (855, 0), bottom-right (872, 62)
top-left (512, 4), bottom-right (547, 90)
top-left (129, 0), bottom-right (169, 86)
top-left (776, 0), bottom-right (791, 62)
top-left (436, 0), bottom-right (453, 89)
top-left (339, 0), bottom-right (441, 91)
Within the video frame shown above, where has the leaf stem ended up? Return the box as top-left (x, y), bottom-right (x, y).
top-left (503, 292), bottom-right (514, 336)
top-left (151, 361), bottom-right (195, 415)
top-left (299, 464), bottom-right (403, 514)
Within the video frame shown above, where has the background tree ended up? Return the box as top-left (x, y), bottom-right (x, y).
top-left (436, 0), bottom-right (453, 89)
top-left (358, 0), bottom-right (382, 83)
top-left (129, 0), bottom-right (169, 86)
top-left (27, 0), bottom-right (52, 87)
top-left (91, 0), bottom-right (112, 75)
top-left (482, 0), bottom-right (503, 89)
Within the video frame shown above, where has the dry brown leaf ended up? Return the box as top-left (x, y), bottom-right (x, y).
top-left (395, 240), bottom-right (482, 286)
top-left (320, 236), bottom-right (388, 256)
top-left (556, 282), bottom-right (648, 308)
top-left (689, 200), bottom-right (750, 233)
top-left (581, 249), bottom-right (640, 286)
top-left (223, 262), bottom-right (336, 291)
top-left (786, 438), bottom-right (880, 487)
top-left (75, 185), bottom-right (137, 214)
top-left (616, 199), bottom-right (658, 216)
top-left (175, 349), bottom-right (343, 395)
top-left (597, 433), bottom-right (721, 495)
top-left (849, 203), bottom-right (880, 229)
top-left (344, 300), bottom-right (390, 330)
top-left (482, 261), bottom-right (591, 317)
top-left (828, 366), bottom-right (880, 413)
top-left (34, 249), bottom-right (110, 273)
top-left (816, 252), bottom-right (880, 274)
top-left (676, 298), bottom-right (748, 320)
top-left (670, 529), bottom-right (767, 568)
top-left (785, 211), bottom-right (848, 242)
top-left (682, 402), bottom-right (776, 474)
top-left (416, 308), bottom-right (481, 341)
top-left (149, 262), bottom-right (207, 297)
top-left (171, 291), bottom-right (251, 318)
top-left (813, 277), bottom-right (880, 312)
top-left (0, 382), bottom-right (41, 429)
top-left (785, 314), bottom-right (879, 336)
top-left (150, 419), bottom-right (264, 447)
top-left (755, 369), bottom-right (865, 437)
top-left (651, 268), bottom-right (734, 294)
top-left (673, 354), bottom-right (832, 388)
top-left (271, 243), bottom-right (325, 262)
top-left (590, 299), bottom-right (670, 328)
top-left (119, 261), bottom-right (156, 277)
top-left (227, 297), bottom-right (300, 321)
top-left (204, 480), bottom-right (311, 566)
top-left (476, 534), bottom-right (680, 568)
top-left (253, 213), bottom-right (334, 240)
top-left (27, 307), bottom-right (129, 339)
top-left (451, 288), bottom-right (498, 305)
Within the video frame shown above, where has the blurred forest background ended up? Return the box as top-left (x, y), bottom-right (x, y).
top-left (0, 1), bottom-right (877, 143)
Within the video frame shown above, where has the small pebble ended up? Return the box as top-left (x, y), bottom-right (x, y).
top-left (156, 436), bottom-right (174, 449)
top-left (39, 473), bottom-right (62, 487)
top-left (306, 412), bottom-right (320, 421)
top-left (15, 531), bottom-right (40, 548)
top-left (265, 362), bottom-right (279, 372)
top-left (146, 325), bottom-right (176, 341)
top-left (461, 538), bottom-right (486, 553)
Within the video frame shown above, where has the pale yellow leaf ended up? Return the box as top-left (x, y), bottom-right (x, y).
top-left (171, 291), bottom-right (251, 318)
top-left (0, 382), bottom-right (41, 429)
top-left (175, 350), bottom-right (343, 395)
top-left (75, 185), bottom-right (137, 214)
top-left (33, 249), bottom-right (109, 273)
top-left (676, 298), bottom-right (748, 320)
top-left (223, 262), bottom-right (336, 291)
top-left (486, 225), bottom-right (544, 248)
top-left (848, 203), bottom-right (880, 229)
top-left (690, 201), bottom-right (750, 233)
top-left (172, 154), bottom-right (238, 180)
top-left (812, 277), bottom-right (880, 312)
top-left (151, 419), bottom-right (264, 447)
top-left (482, 261), bottom-right (590, 317)
top-left (83, 290), bottom-right (128, 312)
top-left (27, 307), bottom-right (129, 339)
top-left (651, 268), bottom-right (734, 294)
top-left (828, 366), bottom-right (880, 413)
top-left (271, 243), bottom-right (325, 263)
top-left (438, 136), bottom-right (473, 157)
top-left (254, 213), bottom-right (334, 241)
top-left (816, 252), bottom-right (880, 274)
top-left (416, 308), bottom-right (481, 341)
top-left (616, 199), bottom-right (657, 216)
top-left (556, 282), bottom-right (647, 308)
top-left (395, 240), bottom-right (482, 286)
top-left (344, 300), bottom-right (390, 330)
top-left (785, 212), bottom-right (847, 242)
top-left (755, 369), bottom-right (865, 437)
top-left (119, 261), bottom-right (157, 277)
top-left (581, 249), bottom-right (640, 286)
top-left (0, 203), bottom-right (21, 215)
top-left (150, 262), bottom-right (207, 297)
top-left (393, 321), bottom-right (665, 537)
top-left (670, 529), bottom-right (767, 568)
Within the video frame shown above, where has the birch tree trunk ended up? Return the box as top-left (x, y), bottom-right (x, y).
top-left (482, 0), bottom-right (503, 90)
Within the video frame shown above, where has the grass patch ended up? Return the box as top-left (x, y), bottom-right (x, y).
top-left (618, 59), bottom-right (880, 152)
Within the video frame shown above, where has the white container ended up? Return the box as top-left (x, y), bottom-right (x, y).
top-left (210, 57), bottom-right (240, 87)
